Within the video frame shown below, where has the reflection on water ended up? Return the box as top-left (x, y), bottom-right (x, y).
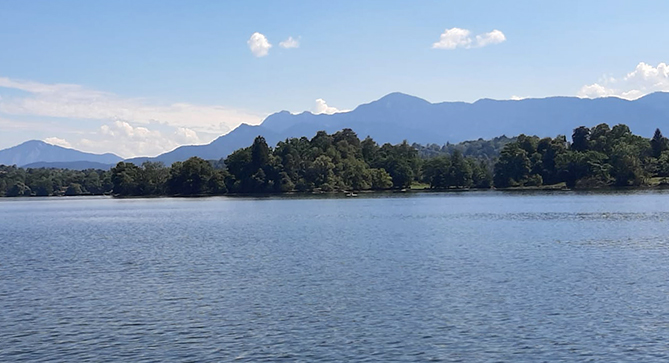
top-left (1, 191), bottom-right (669, 362)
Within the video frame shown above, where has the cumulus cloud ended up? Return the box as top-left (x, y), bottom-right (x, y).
top-left (432, 28), bottom-right (472, 50)
top-left (432, 28), bottom-right (506, 49)
top-left (247, 32), bottom-right (272, 57)
top-left (578, 62), bottom-right (669, 100)
top-left (475, 30), bottom-right (506, 48)
top-left (311, 99), bottom-right (347, 115)
top-left (43, 137), bottom-right (72, 149)
top-left (279, 36), bottom-right (300, 49)
top-left (0, 76), bottom-right (263, 136)
top-left (85, 121), bottom-right (205, 158)
top-left (174, 127), bottom-right (201, 144)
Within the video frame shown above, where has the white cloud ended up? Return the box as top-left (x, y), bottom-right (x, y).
top-left (432, 28), bottom-right (472, 50)
top-left (432, 28), bottom-right (506, 50)
top-left (0, 76), bottom-right (264, 136)
top-left (43, 137), bottom-right (72, 149)
top-left (247, 32), bottom-right (272, 57)
top-left (279, 36), bottom-right (300, 49)
top-left (578, 62), bottom-right (669, 100)
top-left (81, 121), bottom-right (206, 158)
top-left (174, 127), bottom-right (201, 144)
top-left (475, 30), bottom-right (506, 48)
top-left (312, 99), bottom-right (348, 115)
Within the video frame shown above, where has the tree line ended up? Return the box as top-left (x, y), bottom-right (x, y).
top-left (0, 166), bottom-right (112, 197)
top-left (493, 124), bottom-right (669, 188)
top-left (1, 124), bottom-right (668, 197)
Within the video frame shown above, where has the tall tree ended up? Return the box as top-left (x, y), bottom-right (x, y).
top-left (651, 128), bottom-right (669, 158)
top-left (571, 126), bottom-right (591, 152)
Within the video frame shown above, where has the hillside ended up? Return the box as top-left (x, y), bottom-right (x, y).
top-left (0, 140), bottom-right (122, 167)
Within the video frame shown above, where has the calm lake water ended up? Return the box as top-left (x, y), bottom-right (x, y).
top-left (2, 191), bottom-right (669, 362)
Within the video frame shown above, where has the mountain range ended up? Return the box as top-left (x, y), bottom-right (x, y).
top-left (0, 140), bottom-right (121, 168)
top-left (125, 92), bottom-right (669, 165)
top-left (2, 92), bottom-right (669, 168)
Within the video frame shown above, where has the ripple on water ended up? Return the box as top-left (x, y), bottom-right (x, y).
top-left (1, 193), bottom-right (669, 361)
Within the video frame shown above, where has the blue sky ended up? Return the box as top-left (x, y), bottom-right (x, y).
top-left (1, 0), bottom-right (669, 157)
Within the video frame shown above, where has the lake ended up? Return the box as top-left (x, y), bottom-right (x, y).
top-left (2, 191), bottom-right (669, 362)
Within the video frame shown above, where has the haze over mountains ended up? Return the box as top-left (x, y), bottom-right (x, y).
top-left (0, 140), bottom-right (121, 168)
top-left (2, 92), bottom-right (669, 168)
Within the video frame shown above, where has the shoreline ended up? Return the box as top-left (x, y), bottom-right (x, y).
top-left (3, 183), bottom-right (669, 199)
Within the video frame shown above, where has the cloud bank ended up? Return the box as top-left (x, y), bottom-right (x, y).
top-left (0, 76), bottom-right (264, 157)
top-left (432, 28), bottom-right (506, 50)
top-left (578, 62), bottom-right (669, 100)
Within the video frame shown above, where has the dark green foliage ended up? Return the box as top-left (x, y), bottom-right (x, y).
top-left (65, 183), bottom-right (84, 196)
top-left (6, 181), bottom-right (31, 197)
top-left (110, 162), bottom-right (141, 196)
top-left (0, 164), bottom-right (113, 197)
top-left (492, 123), bottom-right (658, 188)
top-left (571, 126), bottom-right (591, 152)
top-left (494, 142), bottom-right (532, 187)
top-left (168, 157), bottom-right (216, 195)
top-left (651, 128), bottom-right (669, 158)
top-left (423, 156), bottom-right (452, 189)
top-left (369, 168), bottom-right (393, 189)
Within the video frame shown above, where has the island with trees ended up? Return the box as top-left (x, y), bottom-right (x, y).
top-left (1, 123), bottom-right (668, 197)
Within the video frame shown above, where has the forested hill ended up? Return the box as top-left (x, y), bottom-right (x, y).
top-left (2, 124), bottom-right (669, 197)
top-left (126, 92), bottom-right (669, 165)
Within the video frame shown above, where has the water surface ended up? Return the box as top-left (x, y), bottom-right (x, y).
top-left (2, 191), bottom-right (669, 361)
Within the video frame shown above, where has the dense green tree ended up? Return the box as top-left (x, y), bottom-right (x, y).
top-left (111, 162), bottom-right (141, 196)
top-left (610, 143), bottom-right (645, 186)
top-left (33, 178), bottom-right (53, 196)
top-left (494, 144), bottom-right (531, 187)
top-left (470, 159), bottom-right (493, 188)
top-left (65, 183), bottom-right (84, 196)
top-left (6, 182), bottom-right (31, 197)
top-left (167, 157), bottom-right (215, 195)
top-left (651, 128), bottom-right (669, 158)
top-left (449, 150), bottom-right (472, 188)
top-left (423, 156), bottom-right (452, 189)
top-left (589, 123), bottom-right (611, 153)
top-left (537, 136), bottom-right (567, 184)
top-left (369, 168), bottom-right (393, 189)
top-left (571, 126), bottom-right (591, 152)
top-left (136, 162), bottom-right (169, 195)
top-left (251, 136), bottom-right (271, 170)
top-left (555, 151), bottom-right (610, 188)
top-left (308, 155), bottom-right (336, 188)
top-left (83, 171), bottom-right (103, 194)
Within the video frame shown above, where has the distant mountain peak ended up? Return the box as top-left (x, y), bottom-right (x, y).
top-left (18, 139), bottom-right (48, 147)
top-left (372, 92), bottom-right (431, 105)
top-left (0, 140), bottom-right (122, 167)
